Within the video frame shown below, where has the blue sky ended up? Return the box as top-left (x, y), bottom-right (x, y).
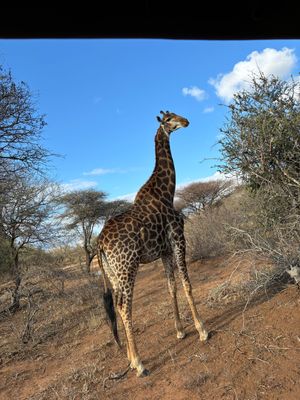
top-left (1, 39), bottom-right (300, 200)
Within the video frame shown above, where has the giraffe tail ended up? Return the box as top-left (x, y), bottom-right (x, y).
top-left (103, 288), bottom-right (122, 349)
top-left (97, 249), bottom-right (122, 349)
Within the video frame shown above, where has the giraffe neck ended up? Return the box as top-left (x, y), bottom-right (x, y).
top-left (134, 126), bottom-right (175, 207)
top-left (154, 126), bottom-right (175, 193)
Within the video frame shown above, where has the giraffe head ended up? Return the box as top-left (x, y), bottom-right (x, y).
top-left (156, 111), bottom-right (189, 133)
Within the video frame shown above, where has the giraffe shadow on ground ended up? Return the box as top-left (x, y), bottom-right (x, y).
top-left (207, 281), bottom-right (290, 335)
top-left (141, 330), bottom-right (199, 375)
top-left (142, 282), bottom-right (291, 374)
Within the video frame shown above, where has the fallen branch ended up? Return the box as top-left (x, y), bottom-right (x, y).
top-left (102, 363), bottom-right (131, 388)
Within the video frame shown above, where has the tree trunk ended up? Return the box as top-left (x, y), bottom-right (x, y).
top-left (84, 246), bottom-right (92, 274)
top-left (11, 251), bottom-right (21, 311)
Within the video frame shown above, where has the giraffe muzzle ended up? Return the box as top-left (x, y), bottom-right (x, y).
top-left (183, 118), bottom-right (189, 127)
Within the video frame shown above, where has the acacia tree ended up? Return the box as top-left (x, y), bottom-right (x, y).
top-left (58, 189), bottom-right (131, 273)
top-left (175, 179), bottom-right (233, 214)
top-left (102, 199), bottom-right (132, 222)
top-left (218, 72), bottom-right (300, 271)
top-left (1, 175), bottom-right (58, 310)
top-left (0, 66), bottom-right (50, 180)
top-left (218, 73), bottom-right (300, 224)
top-left (0, 65), bottom-right (54, 278)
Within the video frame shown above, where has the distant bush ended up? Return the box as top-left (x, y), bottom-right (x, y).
top-left (185, 186), bottom-right (249, 260)
top-left (50, 244), bottom-right (86, 267)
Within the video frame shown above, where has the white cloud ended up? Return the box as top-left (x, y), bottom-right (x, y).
top-left (62, 179), bottom-right (98, 192)
top-left (83, 168), bottom-right (118, 176)
top-left (198, 171), bottom-right (231, 182)
top-left (293, 75), bottom-right (300, 101)
top-left (176, 171), bottom-right (241, 190)
top-left (203, 106), bottom-right (214, 113)
top-left (114, 192), bottom-right (137, 202)
top-left (182, 86), bottom-right (206, 101)
top-left (84, 167), bottom-right (141, 176)
top-left (176, 171), bottom-right (226, 190)
top-left (209, 47), bottom-right (297, 103)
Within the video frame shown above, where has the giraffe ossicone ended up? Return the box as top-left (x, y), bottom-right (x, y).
top-left (97, 111), bottom-right (208, 377)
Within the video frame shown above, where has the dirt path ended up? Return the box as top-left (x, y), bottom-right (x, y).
top-left (0, 256), bottom-right (299, 399)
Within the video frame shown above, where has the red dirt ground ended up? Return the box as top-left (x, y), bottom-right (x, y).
top-left (0, 256), bottom-right (299, 400)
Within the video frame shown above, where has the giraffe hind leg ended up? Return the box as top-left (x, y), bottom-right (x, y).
top-left (177, 259), bottom-right (208, 342)
top-left (169, 222), bottom-right (208, 342)
top-left (116, 290), bottom-right (149, 377)
top-left (162, 255), bottom-right (186, 339)
top-left (112, 258), bottom-right (149, 377)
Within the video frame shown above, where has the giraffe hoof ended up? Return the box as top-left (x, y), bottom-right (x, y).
top-left (177, 331), bottom-right (186, 340)
top-left (137, 368), bottom-right (150, 378)
top-left (199, 330), bottom-right (209, 342)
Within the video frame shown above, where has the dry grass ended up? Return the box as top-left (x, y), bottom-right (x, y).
top-left (28, 362), bottom-right (107, 400)
top-left (183, 372), bottom-right (211, 391)
top-left (185, 188), bottom-right (249, 261)
top-left (0, 262), bottom-right (105, 366)
top-left (206, 255), bottom-right (290, 309)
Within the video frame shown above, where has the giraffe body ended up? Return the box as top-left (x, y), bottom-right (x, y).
top-left (97, 111), bottom-right (208, 377)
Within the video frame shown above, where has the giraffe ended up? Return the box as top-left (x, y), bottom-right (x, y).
top-left (97, 111), bottom-right (208, 377)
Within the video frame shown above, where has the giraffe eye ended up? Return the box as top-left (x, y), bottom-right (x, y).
top-left (166, 117), bottom-right (171, 122)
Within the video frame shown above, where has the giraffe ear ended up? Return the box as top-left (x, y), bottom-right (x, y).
top-left (157, 116), bottom-right (162, 122)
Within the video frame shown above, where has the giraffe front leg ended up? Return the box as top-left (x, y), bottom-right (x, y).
top-left (162, 255), bottom-right (186, 339)
top-left (173, 240), bottom-right (208, 342)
